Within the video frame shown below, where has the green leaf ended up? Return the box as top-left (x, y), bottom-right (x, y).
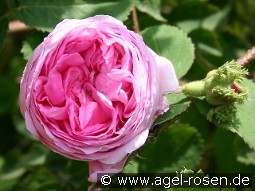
top-left (46, 152), bottom-right (69, 172)
top-left (19, 144), bottom-right (49, 167)
top-left (220, 79), bottom-right (255, 149)
top-left (166, 93), bottom-right (188, 105)
top-left (221, 31), bottom-right (250, 62)
top-left (175, 5), bottom-right (230, 34)
top-left (12, 0), bottom-right (133, 32)
top-left (192, 98), bottom-right (210, 117)
top-left (153, 93), bottom-right (191, 127)
top-left (179, 102), bottom-right (210, 139)
top-left (234, 137), bottom-right (255, 166)
top-left (21, 32), bottom-right (46, 60)
top-left (141, 25), bottom-right (195, 78)
top-left (123, 160), bottom-right (139, 173)
top-left (67, 160), bottom-right (90, 189)
top-left (13, 167), bottom-right (60, 191)
top-left (153, 97), bottom-right (191, 127)
top-left (0, 167), bottom-right (25, 180)
top-left (213, 128), bottom-right (255, 174)
top-left (0, 157), bottom-right (4, 171)
top-left (168, 0), bottom-right (218, 22)
top-left (176, 20), bottom-right (201, 34)
top-left (136, 124), bottom-right (203, 173)
top-left (32, 181), bottom-right (60, 191)
top-left (202, 6), bottom-right (230, 30)
top-left (135, 0), bottom-right (166, 22)
top-left (0, 151), bottom-right (26, 181)
top-left (189, 28), bottom-right (223, 57)
top-left (0, 179), bottom-right (19, 191)
top-left (169, 0), bottom-right (218, 34)
top-left (45, 152), bottom-right (90, 190)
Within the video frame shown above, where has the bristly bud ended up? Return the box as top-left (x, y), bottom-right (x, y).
top-left (204, 60), bottom-right (249, 105)
top-left (206, 85), bottom-right (249, 105)
top-left (181, 60), bottom-right (249, 106)
top-left (179, 167), bottom-right (194, 174)
top-left (207, 104), bottom-right (237, 125)
top-left (213, 60), bottom-right (248, 84)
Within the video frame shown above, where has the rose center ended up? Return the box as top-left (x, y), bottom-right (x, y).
top-left (34, 36), bottom-right (136, 136)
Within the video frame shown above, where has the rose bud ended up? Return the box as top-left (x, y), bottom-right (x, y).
top-left (19, 15), bottom-right (179, 182)
top-left (182, 61), bottom-right (249, 106)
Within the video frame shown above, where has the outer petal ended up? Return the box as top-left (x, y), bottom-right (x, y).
top-left (88, 156), bottom-right (128, 182)
top-left (99, 128), bottom-right (149, 164)
top-left (149, 48), bottom-right (180, 94)
top-left (24, 111), bottom-right (39, 136)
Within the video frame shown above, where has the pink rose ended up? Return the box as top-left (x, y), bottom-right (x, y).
top-left (19, 15), bottom-right (179, 182)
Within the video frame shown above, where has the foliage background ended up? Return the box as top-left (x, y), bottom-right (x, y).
top-left (0, 0), bottom-right (255, 190)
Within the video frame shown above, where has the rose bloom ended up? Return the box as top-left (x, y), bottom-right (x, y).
top-left (19, 15), bottom-right (179, 182)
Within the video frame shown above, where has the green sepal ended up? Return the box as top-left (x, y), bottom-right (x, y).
top-left (207, 104), bottom-right (237, 125)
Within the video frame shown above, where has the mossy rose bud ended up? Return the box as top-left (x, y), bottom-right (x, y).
top-left (182, 61), bottom-right (249, 106)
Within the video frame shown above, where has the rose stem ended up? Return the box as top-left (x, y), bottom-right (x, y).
top-left (237, 46), bottom-right (255, 66)
top-left (132, 4), bottom-right (140, 33)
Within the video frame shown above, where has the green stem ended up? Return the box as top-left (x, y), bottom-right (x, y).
top-left (181, 80), bottom-right (206, 97)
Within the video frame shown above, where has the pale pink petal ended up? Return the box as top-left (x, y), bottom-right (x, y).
top-left (149, 48), bottom-right (180, 94)
top-left (24, 111), bottom-right (39, 136)
top-left (88, 156), bottom-right (128, 182)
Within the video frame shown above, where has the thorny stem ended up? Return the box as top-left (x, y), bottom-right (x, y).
top-left (237, 46), bottom-right (255, 66)
top-left (132, 5), bottom-right (140, 33)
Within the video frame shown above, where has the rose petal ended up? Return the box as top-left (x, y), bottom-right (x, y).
top-left (88, 156), bottom-right (128, 182)
top-left (149, 48), bottom-right (180, 94)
